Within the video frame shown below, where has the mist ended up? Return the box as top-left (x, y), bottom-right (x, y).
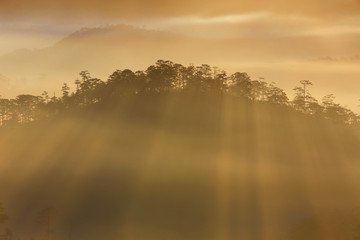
top-left (1, 1), bottom-right (360, 239)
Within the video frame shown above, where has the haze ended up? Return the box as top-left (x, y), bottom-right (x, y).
top-left (1, 2), bottom-right (360, 238)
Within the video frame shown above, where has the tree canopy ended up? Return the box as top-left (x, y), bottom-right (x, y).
top-left (0, 60), bottom-right (358, 126)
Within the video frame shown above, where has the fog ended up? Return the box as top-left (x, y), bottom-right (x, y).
top-left (1, 94), bottom-right (360, 240)
top-left (0, 1), bottom-right (360, 239)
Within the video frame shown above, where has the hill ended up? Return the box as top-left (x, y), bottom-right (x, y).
top-left (0, 60), bottom-right (360, 240)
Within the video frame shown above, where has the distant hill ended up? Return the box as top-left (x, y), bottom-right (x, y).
top-left (0, 24), bottom-right (360, 110)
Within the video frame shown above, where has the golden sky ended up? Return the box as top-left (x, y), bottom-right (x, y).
top-left (0, 0), bottom-right (359, 18)
top-left (0, 0), bottom-right (360, 110)
top-left (1, 0), bottom-right (360, 53)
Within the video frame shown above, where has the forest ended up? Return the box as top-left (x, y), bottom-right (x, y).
top-left (0, 60), bottom-right (358, 127)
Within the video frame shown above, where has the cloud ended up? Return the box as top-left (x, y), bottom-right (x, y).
top-left (0, 0), bottom-right (359, 20)
top-left (135, 13), bottom-right (360, 40)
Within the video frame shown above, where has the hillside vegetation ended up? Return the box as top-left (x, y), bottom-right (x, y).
top-left (0, 60), bottom-right (360, 240)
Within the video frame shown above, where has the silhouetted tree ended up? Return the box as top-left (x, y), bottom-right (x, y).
top-left (41, 91), bottom-right (50, 104)
top-left (146, 60), bottom-right (178, 93)
top-left (14, 95), bottom-right (42, 123)
top-left (300, 80), bottom-right (312, 109)
top-left (62, 83), bottom-right (70, 98)
top-left (76, 71), bottom-right (104, 105)
top-left (106, 69), bottom-right (139, 98)
top-left (229, 72), bottom-right (252, 99)
top-left (251, 79), bottom-right (269, 101)
top-left (172, 64), bottom-right (187, 90)
top-left (322, 94), bottom-right (351, 123)
top-left (266, 83), bottom-right (289, 105)
top-left (292, 80), bottom-right (315, 113)
top-left (183, 64), bottom-right (201, 92)
top-left (208, 67), bottom-right (227, 93)
top-left (0, 99), bottom-right (13, 126)
top-left (75, 78), bottom-right (81, 91)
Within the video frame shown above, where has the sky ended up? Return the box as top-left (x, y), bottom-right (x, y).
top-left (1, 0), bottom-right (360, 54)
top-left (0, 0), bottom-right (360, 110)
top-left (0, 0), bottom-right (359, 19)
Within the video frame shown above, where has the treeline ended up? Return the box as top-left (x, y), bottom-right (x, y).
top-left (0, 60), bottom-right (358, 126)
